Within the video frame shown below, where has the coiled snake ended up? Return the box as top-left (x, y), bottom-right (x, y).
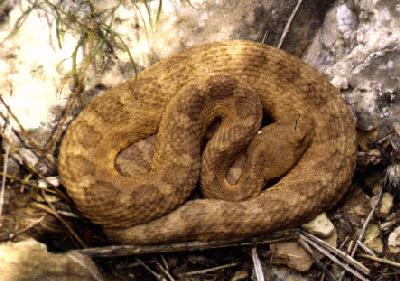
top-left (58, 40), bottom-right (356, 244)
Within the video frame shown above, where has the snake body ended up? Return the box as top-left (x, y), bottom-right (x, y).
top-left (58, 40), bottom-right (357, 244)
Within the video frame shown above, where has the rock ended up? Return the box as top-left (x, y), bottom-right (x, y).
top-left (355, 112), bottom-right (381, 132)
top-left (271, 216), bottom-right (335, 273)
top-left (336, 4), bottom-right (357, 40)
top-left (338, 185), bottom-right (372, 225)
top-left (270, 242), bottom-right (313, 272)
top-left (271, 225), bottom-right (337, 272)
top-left (323, 229), bottom-right (338, 248)
top-left (363, 224), bottom-right (383, 253)
top-left (0, 239), bottom-right (103, 280)
top-left (312, 230), bottom-right (338, 261)
top-left (388, 226), bottom-right (400, 253)
top-left (0, 0), bottom-right (331, 136)
top-left (304, 0), bottom-right (400, 134)
top-left (379, 192), bottom-right (393, 216)
top-left (331, 75), bottom-right (349, 90)
top-left (302, 212), bottom-right (335, 238)
top-left (46, 176), bottom-right (61, 187)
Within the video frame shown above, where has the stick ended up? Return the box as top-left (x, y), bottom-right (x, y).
top-left (358, 254), bottom-right (400, 268)
top-left (178, 262), bottom-right (240, 277)
top-left (252, 247), bottom-right (265, 281)
top-left (351, 190), bottom-right (382, 256)
top-left (155, 256), bottom-right (176, 281)
top-left (299, 235), bottom-right (370, 281)
top-left (71, 230), bottom-right (299, 258)
top-left (301, 233), bottom-right (370, 275)
top-left (0, 122), bottom-right (10, 215)
top-left (277, 0), bottom-right (304, 48)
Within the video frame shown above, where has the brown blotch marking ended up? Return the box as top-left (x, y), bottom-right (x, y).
top-left (302, 82), bottom-right (329, 107)
top-left (66, 155), bottom-right (96, 179)
top-left (276, 58), bottom-right (301, 85)
top-left (182, 201), bottom-right (209, 234)
top-left (85, 180), bottom-right (121, 207)
top-left (205, 75), bottom-right (237, 98)
top-left (176, 87), bottom-right (205, 121)
top-left (77, 124), bottom-right (103, 150)
top-left (130, 183), bottom-right (161, 204)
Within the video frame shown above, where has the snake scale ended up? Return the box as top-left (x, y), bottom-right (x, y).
top-left (58, 40), bottom-right (357, 244)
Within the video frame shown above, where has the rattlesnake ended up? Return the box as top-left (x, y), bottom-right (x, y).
top-left (58, 40), bottom-right (357, 244)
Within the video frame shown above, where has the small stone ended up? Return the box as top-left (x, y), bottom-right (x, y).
top-left (339, 185), bottom-right (371, 225)
top-left (270, 242), bottom-right (313, 272)
top-left (324, 229), bottom-right (338, 248)
top-left (0, 239), bottom-right (103, 280)
top-left (379, 192), bottom-right (393, 216)
top-left (364, 224), bottom-right (383, 253)
top-left (302, 212), bottom-right (335, 238)
top-left (388, 226), bottom-right (400, 253)
top-left (312, 229), bottom-right (338, 261)
top-left (270, 228), bottom-right (337, 273)
top-left (46, 176), bottom-right (60, 187)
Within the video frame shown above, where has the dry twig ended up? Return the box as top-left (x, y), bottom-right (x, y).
top-left (155, 256), bottom-right (176, 281)
top-left (277, 0), bottom-right (304, 48)
top-left (251, 247), bottom-right (265, 281)
top-left (8, 216), bottom-right (45, 240)
top-left (336, 189), bottom-right (382, 281)
top-left (298, 236), bottom-right (336, 281)
top-left (299, 234), bottom-right (370, 281)
top-left (0, 122), bottom-right (10, 215)
top-left (356, 241), bottom-right (376, 256)
top-left (31, 202), bottom-right (86, 248)
top-left (136, 258), bottom-right (164, 281)
top-left (351, 189), bottom-right (382, 256)
top-left (71, 229), bottom-right (299, 257)
top-left (358, 253), bottom-right (400, 269)
top-left (301, 232), bottom-right (370, 275)
top-left (0, 172), bottom-right (57, 195)
top-left (178, 262), bottom-right (240, 277)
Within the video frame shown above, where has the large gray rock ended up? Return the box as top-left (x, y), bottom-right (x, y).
top-left (304, 0), bottom-right (400, 134)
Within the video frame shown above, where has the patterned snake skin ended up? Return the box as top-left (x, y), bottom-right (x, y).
top-left (58, 40), bottom-right (357, 244)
